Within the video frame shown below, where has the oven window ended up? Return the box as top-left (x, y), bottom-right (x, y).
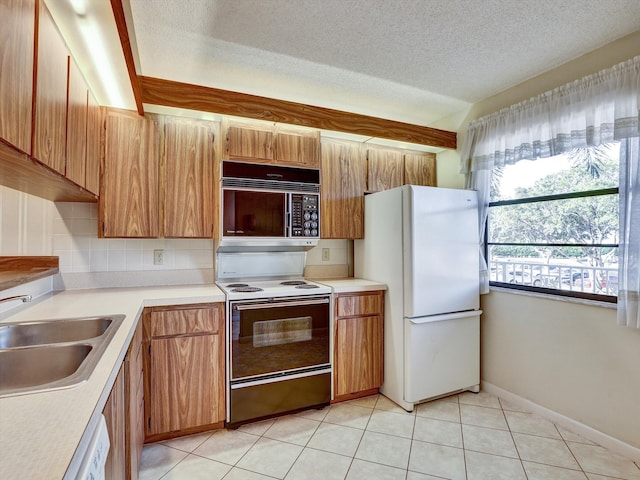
top-left (231, 300), bottom-right (330, 380)
top-left (253, 316), bottom-right (312, 347)
top-left (223, 190), bottom-right (285, 237)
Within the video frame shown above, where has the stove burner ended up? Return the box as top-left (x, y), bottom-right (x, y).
top-left (295, 284), bottom-right (320, 289)
top-left (232, 286), bottom-right (264, 293)
top-left (280, 280), bottom-right (307, 286)
top-left (226, 283), bottom-right (249, 288)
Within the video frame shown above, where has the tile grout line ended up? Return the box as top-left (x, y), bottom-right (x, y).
top-left (500, 396), bottom-right (530, 480)
top-left (404, 400), bottom-right (420, 479)
top-left (554, 422), bottom-right (589, 478)
top-left (458, 395), bottom-right (471, 480)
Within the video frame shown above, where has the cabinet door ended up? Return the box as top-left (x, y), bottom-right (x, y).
top-left (403, 151), bottom-right (436, 186)
top-left (367, 148), bottom-right (403, 193)
top-left (125, 322), bottom-right (143, 480)
top-left (334, 315), bottom-right (383, 397)
top-left (275, 126), bottom-right (319, 168)
top-left (0, 0), bottom-right (35, 154)
top-left (32, 0), bottom-right (68, 174)
top-left (148, 334), bottom-right (223, 435)
top-left (65, 58), bottom-right (87, 188)
top-left (101, 110), bottom-right (159, 237)
top-left (104, 365), bottom-right (126, 480)
top-left (84, 90), bottom-right (101, 195)
top-left (163, 117), bottom-right (217, 238)
top-left (320, 140), bottom-right (366, 239)
top-left (226, 123), bottom-right (273, 163)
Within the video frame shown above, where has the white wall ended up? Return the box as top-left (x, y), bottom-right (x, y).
top-left (482, 291), bottom-right (640, 449)
top-left (455, 31), bottom-right (640, 450)
top-left (0, 186), bottom-right (55, 255)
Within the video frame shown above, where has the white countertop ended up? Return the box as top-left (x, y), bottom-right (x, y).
top-left (315, 278), bottom-right (387, 293)
top-left (0, 284), bottom-right (224, 480)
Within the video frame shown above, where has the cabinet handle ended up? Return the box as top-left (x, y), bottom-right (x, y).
top-left (234, 298), bottom-right (329, 311)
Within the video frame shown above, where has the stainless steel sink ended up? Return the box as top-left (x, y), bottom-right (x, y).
top-left (0, 314), bottom-right (125, 397)
top-left (0, 344), bottom-right (93, 390)
top-left (0, 316), bottom-right (113, 348)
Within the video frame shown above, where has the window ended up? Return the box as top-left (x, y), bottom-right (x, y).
top-left (487, 143), bottom-right (619, 302)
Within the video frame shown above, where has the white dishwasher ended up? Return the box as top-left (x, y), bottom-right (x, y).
top-left (74, 414), bottom-right (110, 480)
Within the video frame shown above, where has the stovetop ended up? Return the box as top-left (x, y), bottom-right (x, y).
top-left (216, 278), bottom-right (331, 300)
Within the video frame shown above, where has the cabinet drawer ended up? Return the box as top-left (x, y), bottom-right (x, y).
top-left (335, 292), bottom-right (383, 318)
top-left (149, 307), bottom-right (219, 337)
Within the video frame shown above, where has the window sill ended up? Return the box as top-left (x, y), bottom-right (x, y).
top-left (488, 285), bottom-right (617, 310)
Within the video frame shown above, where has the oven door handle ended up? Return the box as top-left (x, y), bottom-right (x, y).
top-left (233, 298), bottom-right (329, 310)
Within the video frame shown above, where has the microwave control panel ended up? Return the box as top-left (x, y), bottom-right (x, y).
top-left (290, 194), bottom-right (320, 237)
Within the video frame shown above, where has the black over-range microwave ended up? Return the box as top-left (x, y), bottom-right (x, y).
top-left (219, 162), bottom-right (321, 250)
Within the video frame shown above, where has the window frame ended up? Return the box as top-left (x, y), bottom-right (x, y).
top-left (487, 186), bottom-right (619, 304)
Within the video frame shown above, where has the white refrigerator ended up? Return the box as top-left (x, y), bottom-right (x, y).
top-left (354, 185), bottom-right (481, 411)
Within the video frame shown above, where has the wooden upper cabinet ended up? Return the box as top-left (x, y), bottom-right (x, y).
top-left (33, 0), bottom-right (69, 174)
top-left (225, 120), bottom-right (320, 168)
top-left (274, 125), bottom-right (319, 168)
top-left (163, 117), bottom-right (217, 238)
top-left (226, 122), bottom-right (273, 163)
top-left (101, 110), bottom-right (159, 237)
top-left (0, 0), bottom-right (35, 154)
top-left (65, 58), bottom-right (87, 188)
top-left (320, 140), bottom-right (366, 239)
top-left (403, 151), bottom-right (436, 186)
top-left (85, 91), bottom-right (101, 195)
top-left (366, 147), bottom-right (403, 193)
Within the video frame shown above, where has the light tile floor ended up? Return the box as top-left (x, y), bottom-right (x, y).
top-left (139, 391), bottom-right (640, 480)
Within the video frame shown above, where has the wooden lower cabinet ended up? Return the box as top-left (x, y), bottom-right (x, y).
top-left (103, 364), bottom-right (126, 480)
top-left (103, 320), bottom-right (144, 480)
top-left (333, 291), bottom-right (384, 401)
top-left (143, 303), bottom-right (225, 442)
top-left (125, 321), bottom-right (144, 480)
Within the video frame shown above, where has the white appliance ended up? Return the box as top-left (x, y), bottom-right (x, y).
top-left (215, 251), bottom-right (332, 426)
top-left (355, 185), bottom-right (481, 411)
top-left (73, 414), bottom-right (110, 480)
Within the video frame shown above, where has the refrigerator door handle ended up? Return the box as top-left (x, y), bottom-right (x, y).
top-left (408, 310), bottom-right (483, 324)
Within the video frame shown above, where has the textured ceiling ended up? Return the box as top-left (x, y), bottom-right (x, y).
top-left (127, 0), bottom-right (640, 128)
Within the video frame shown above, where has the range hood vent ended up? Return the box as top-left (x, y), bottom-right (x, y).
top-left (222, 161), bottom-right (320, 193)
top-left (222, 177), bottom-right (319, 193)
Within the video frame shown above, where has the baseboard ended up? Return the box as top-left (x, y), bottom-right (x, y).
top-left (482, 381), bottom-right (640, 462)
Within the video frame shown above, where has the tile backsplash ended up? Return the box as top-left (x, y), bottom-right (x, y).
top-left (1, 186), bottom-right (352, 291)
top-left (53, 203), bottom-right (214, 273)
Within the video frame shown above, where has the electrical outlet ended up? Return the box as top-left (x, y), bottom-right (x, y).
top-left (322, 248), bottom-right (330, 262)
top-left (153, 249), bottom-right (164, 265)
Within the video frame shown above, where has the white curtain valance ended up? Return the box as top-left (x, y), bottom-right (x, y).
top-left (460, 56), bottom-right (640, 174)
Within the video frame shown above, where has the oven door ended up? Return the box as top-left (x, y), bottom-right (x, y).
top-left (223, 189), bottom-right (287, 237)
top-left (230, 295), bottom-right (330, 382)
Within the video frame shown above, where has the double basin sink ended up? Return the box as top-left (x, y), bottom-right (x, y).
top-left (0, 314), bottom-right (125, 397)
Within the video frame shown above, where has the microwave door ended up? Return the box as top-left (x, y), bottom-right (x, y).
top-left (223, 190), bottom-right (287, 237)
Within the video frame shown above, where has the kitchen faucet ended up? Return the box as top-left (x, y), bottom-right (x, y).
top-left (0, 294), bottom-right (33, 304)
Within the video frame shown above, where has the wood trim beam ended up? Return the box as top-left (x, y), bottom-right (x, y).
top-left (110, 0), bottom-right (144, 115)
top-left (138, 76), bottom-right (457, 149)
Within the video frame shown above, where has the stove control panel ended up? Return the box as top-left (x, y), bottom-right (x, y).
top-left (290, 193), bottom-right (320, 237)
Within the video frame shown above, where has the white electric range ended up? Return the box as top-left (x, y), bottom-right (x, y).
top-left (215, 250), bottom-right (332, 427)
